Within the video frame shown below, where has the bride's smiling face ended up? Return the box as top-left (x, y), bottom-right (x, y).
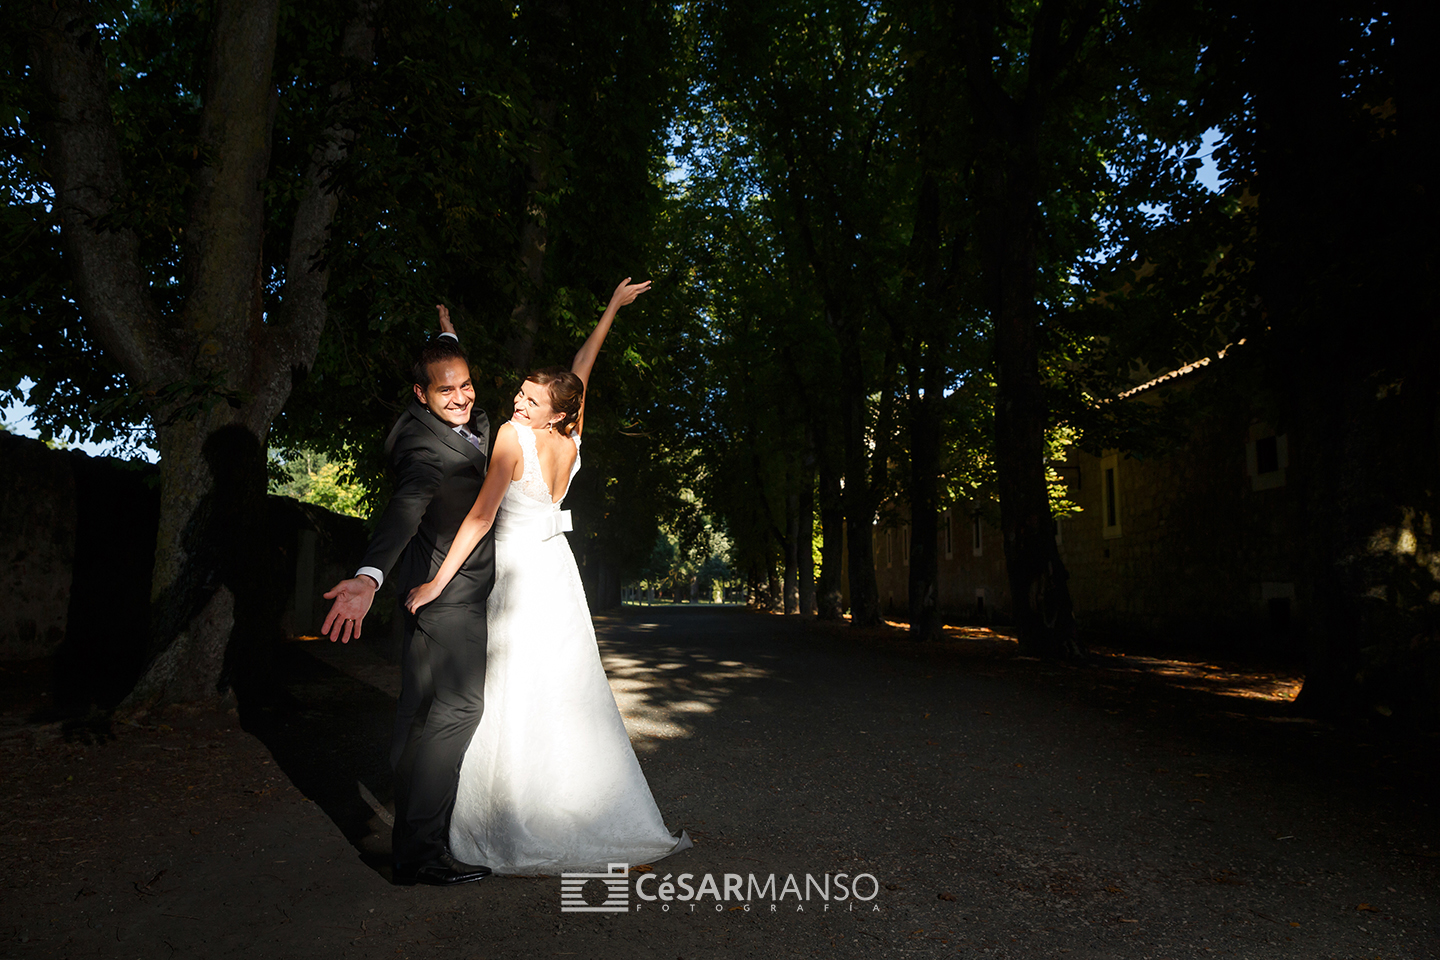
top-left (512, 380), bottom-right (560, 430)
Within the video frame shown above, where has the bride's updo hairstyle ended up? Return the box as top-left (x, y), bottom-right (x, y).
top-left (525, 367), bottom-right (584, 435)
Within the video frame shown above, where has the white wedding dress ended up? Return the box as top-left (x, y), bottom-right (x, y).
top-left (448, 423), bottom-right (691, 875)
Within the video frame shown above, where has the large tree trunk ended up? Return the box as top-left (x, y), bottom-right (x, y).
top-left (1250, 0), bottom-right (1350, 714)
top-left (505, 0), bottom-right (570, 372)
top-left (844, 510), bottom-right (880, 626)
top-left (904, 172), bottom-right (945, 641)
top-left (987, 185), bottom-right (1081, 659)
top-left (831, 305), bottom-right (883, 627)
top-left (30, 0), bottom-right (375, 711)
top-left (1262, 0), bottom-right (1440, 720)
top-left (960, 3), bottom-right (1084, 660)
top-left (907, 389), bottom-right (943, 640)
top-left (817, 452), bottom-right (846, 619)
top-left (783, 490), bottom-right (800, 614)
top-left (797, 447), bottom-right (816, 617)
top-left (134, 0), bottom-right (283, 707)
top-left (504, 113), bottom-right (553, 372)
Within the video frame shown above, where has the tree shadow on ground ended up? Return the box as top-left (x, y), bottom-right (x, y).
top-left (591, 607), bottom-right (792, 753)
top-left (232, 605), bottom-right (796, 871)
top-left (236, 640), bottom-right (397, 871)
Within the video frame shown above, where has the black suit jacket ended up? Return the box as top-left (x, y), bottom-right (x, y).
top-left (360, 401), bottom-right (496, 608)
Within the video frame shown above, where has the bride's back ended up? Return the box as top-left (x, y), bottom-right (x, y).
top-left (505, 421), bottom-right (579, 505)
top-left (530, 428), bottom-right (578, 503)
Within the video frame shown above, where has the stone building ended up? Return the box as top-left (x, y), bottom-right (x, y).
top-left (873, 358), bottom-right (1305, 647)
top-left (872, 502), bottom-right (1012, 622)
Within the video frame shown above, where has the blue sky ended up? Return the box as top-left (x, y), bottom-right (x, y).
top-left (1, 378), bottom-right (159, 461)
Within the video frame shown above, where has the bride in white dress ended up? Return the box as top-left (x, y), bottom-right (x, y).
top-left (404, 278), bottom-right (691, 875)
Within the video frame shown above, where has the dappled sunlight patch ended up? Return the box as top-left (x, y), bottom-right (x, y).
top-left (596, 639), bottom-right (778, 754)
top-left (1096, 653), bottom-right (1303, 704)
top-left (816, 611), bottom-right (1305, 713)
top-left (666, 700), bottom-right (718, 714)
top-left (943, 625), bottom-right (1020, 642)
top-left (809, 615), bottom-right (1021, 656)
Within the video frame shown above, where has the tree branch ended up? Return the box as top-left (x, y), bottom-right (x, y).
top-left (955, 0), bottom-right (1014, 138)
top-left (263, 1), bottom-right (379, 420)
top-left (27, 0), bottom-right (167, 385)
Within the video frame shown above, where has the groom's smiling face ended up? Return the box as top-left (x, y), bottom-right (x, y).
top-left (415, 358), bottom-right (476, 427)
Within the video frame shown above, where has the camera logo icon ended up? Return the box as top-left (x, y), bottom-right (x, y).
top-left (560, 863), bottom-right (630, 913)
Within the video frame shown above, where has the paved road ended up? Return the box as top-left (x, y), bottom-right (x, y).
top-left (6, 605), bottom-right (1439, 959)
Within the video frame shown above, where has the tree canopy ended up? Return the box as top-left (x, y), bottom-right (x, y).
top-left (3, 0), bottom-right (1435, 720)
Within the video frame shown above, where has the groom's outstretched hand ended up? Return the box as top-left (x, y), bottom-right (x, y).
top-left (436, 303), bottom-right (456, 337)
top-left (322, 576), bottom-right (378, 644)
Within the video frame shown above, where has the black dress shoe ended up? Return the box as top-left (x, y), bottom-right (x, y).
top-left (392, 851), bottom-right (492, 886)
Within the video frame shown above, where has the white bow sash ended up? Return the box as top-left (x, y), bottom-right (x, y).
top-left (538, 510), bottom-right (574, 541)
top-left (495, 509), bottom-right (573, 542)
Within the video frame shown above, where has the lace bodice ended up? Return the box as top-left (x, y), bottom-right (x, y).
top-left (493, 423), bottom-right (581, 542)
top-left (511, 422), bottom-right (581, 505)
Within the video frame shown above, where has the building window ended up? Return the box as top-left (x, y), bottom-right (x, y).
top-left (1101, 452), bottom-right (1122, 539)
top-left (901, 525), bottom-right (910, 566)
top-left (1256, 436), bottom-right (1279, 474)
top-left (1262, 582), bottom-right (1296, 635)
top-left (1247, 425), bottom-right (1288, 491)
top-left (971, 513), bottom-right (983, 557)
top-left (885, 529), bottom-right (893, 568)
top-left (944, 510), bottom-right (954, 560)
top-left (975, 587), bottom-right (987, 617)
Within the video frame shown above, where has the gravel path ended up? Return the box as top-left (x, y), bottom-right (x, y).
top-left (3, 605), bottom-right (1438, 959)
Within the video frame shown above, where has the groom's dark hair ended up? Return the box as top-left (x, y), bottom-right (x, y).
top-left (413, 338), bottom-right (469, 387)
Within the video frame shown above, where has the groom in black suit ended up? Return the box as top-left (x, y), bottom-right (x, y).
top-left (321, 332), bottom-right (494, 886)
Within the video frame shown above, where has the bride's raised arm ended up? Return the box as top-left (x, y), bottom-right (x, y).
top-left (404, 423), bottom-right (522, 613)
top-left (570, 277), bottom-right (650, 436)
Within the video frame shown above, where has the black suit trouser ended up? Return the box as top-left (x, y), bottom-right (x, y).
top-left (390, 601), bottom-right (487, 868)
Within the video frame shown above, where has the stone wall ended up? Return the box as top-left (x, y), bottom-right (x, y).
top-left (873, 504), bottom-right (1013, 622)
top-left (1058, 398), bottom-right (1305, 649)
top-left (0, 434), bottom-right (77, 658)
top-left (0, 435), bottom-right (387, 671)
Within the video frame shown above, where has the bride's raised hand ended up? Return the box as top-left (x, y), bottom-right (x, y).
top-left (405, 579), bottom-right (443, 614)
top-left (570, 276), bottom-right (650, 413)
top-left (607, 277), bottom-right (651, 312)
top-left (436, 303), bottom-right (456, 337)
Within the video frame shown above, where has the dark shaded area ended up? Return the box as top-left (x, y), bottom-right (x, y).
top-left (804, 612), bottom-right (1440, 807)
top-left (191, 424), bottom-right (326, 710)
top-left (5, 430), bottom-right (374, 722)
top-left (5, 605), bottom-right (1440, 958)
top-left (237, 639), bottom-right (398, 870)
top-left (50, 451), bottom-right (159, 717)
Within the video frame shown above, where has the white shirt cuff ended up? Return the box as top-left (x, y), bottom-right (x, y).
top-left (356, 566), bottom-right (384, 588)
top-left (439, 331), bottom-right (458, 341)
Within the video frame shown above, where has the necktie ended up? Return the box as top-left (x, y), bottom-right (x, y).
top-left (455, 426), bottom-right (482, 451)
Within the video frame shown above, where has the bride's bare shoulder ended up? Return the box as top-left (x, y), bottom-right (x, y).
top-left (491, 421), bottom-right (523, 457)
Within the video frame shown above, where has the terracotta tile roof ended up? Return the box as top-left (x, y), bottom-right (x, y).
top-left (1115, 339), bottom-right (1245, 401)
